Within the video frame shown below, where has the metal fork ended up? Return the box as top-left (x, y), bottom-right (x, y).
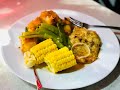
top-left (69, 17), bottom-right (120, 30)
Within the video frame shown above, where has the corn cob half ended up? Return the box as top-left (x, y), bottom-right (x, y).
top-left (44, 47), bottom-right (77, 73)
top-left (24, 38), bottom-right (58, 67)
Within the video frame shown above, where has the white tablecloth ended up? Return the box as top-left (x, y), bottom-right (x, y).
top-left (0, 0), bottom-right (120, 90)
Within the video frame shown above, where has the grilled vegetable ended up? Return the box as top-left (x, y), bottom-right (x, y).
top-left (24, 39), bottom-right (58, 67)
top-left (44, 47), bottom-right (77, 73)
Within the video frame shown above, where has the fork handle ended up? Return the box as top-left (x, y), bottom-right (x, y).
top-left (33, 68), bottom-right (42, 90)
top-left (91, 25), bottom-right (120, 30)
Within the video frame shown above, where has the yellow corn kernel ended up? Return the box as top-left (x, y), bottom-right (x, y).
top-left (24, 51), bottom-right (36, 68)
top-left (24, 39), bottom-right (58, 67)
top-left (44, 47), bottom-right (77, 73)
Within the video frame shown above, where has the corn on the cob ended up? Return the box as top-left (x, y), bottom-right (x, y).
top-left (24, 51), bottom-right (36, 67)
top-left (24, 39), bottom-right (58, 67)
top-left (44, 47), bottom-right (77, 73)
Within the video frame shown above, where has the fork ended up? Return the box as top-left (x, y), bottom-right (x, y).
top-left (69, 17), bottom-right (120, 30)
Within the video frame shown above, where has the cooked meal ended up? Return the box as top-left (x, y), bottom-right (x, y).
top-left (19, 10), bottom-right (102, 73)
top-left (70, 27), bottom-right (102, 63)
top-left (44, 46), bottom-right (77, 73)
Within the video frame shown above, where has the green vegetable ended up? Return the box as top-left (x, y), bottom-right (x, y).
top-left (57, 23), bottom-right (72, 49)
top-left (20, 23), bottom-right (71, 49)
top-left (19, 30), bottom-right (64, 48)
top-left (57, 23), bottom-right (67, 45)
top-left (40, 30), bottom-right (64, 48)
top-left (67, 38), bottom-right (72, 49)
top-left (36, 23), bottom-right (59, 35)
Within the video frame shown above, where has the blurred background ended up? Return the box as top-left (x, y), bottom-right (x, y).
top-left (94, 0), bottom-right (120, 14)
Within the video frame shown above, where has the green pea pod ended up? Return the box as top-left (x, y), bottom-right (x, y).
top-left (19, 35), bottom-right (43, 38)
top-left (22, 31), bottom-right (39, 36)
top-left (39, 30), bottom-right (64, 48)
top-left (67, 38), bottom-right (72, 49)
top-left (19, 30), bottom-right (64, 48)
top-left (41, 30), bottom-right (57, 39)
top-left (52, 38), bottom-right (64, 48)
top-left (19, 32), bottom-right (41, 38)
top-left (57, 23), bottom-right (72, 49)
top-left (37, 23), bottom-right (59, 35)
top-left (36, 24), bottom-right (63, 42)
top-left (57, 23), bottom-right (68, 46)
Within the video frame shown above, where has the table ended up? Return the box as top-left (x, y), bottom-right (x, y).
top-left (0, 0), bottom-right (120, 90)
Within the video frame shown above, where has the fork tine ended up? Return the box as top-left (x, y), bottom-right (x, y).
top-left (69, 17), bottom-right (80, 24)
top-left (69, 17), bottom-right (89, 28)
top-left (69, 17), bottom-right (80, 23)
top-left (64, 17), bottom-right (74, 23)
top-left (69, 17), bottom-right (83, 27)
top-left (68, 17), bottom-right (76, 23)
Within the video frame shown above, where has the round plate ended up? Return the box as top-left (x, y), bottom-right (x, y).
top-left (1, 9), bottom-right (120, 89)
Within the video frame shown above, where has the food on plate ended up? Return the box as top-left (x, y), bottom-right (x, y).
top-left (69, 27), bottom-right (102, 63)
top-left (24, 39), bottom-right (58, 67)
top-left (62, 18), bottom-right (73, 35)
top-left (20, 38), bottom-right (37, 53)
top-left (24, 51), bottom-right (36, 68)
top-left (72, 43), bottom-right (90, 59)
top-left (44, 47), bottom-right (77, 73)
top-left (27, 17), bottom-right (41, 32)
top-left (39, 10), bottom-right (61, 25)
top-left (27, 10), bottom-right (61, 32)
top-left (19, 10), bottom-right (102, 73)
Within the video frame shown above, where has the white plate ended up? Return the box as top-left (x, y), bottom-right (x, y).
top-left (1, 9), bottom-right (120, 89)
